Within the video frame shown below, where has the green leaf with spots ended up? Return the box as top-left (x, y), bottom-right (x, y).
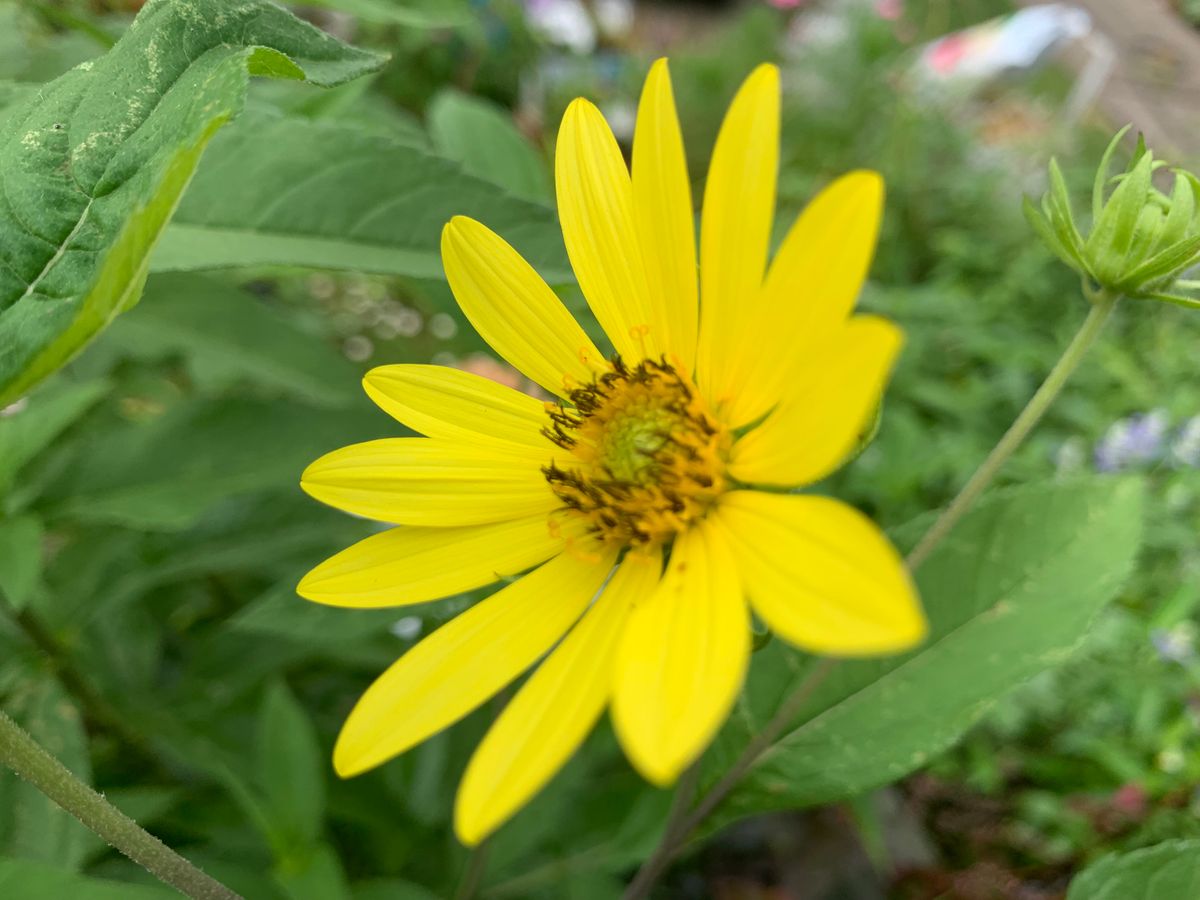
top-left (1068, 839), bottom-right (1200, 899)
top-left (702, 477), bottom-right (1144, 830)
top-left (0, 0), bottom-right (384, 406)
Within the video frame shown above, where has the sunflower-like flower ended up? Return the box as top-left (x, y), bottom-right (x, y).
top-left (299, 60), bottom-right (927, 845)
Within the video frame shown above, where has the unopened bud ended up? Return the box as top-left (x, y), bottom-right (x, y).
top-left (1025, 127), bottom-right (1200, 309)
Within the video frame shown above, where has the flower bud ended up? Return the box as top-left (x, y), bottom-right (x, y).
top-left (1025, 127), bottom-right (1200, 308)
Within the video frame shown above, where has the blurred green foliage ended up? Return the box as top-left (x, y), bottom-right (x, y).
top-left (1, 0), bottom-right (1198, 897)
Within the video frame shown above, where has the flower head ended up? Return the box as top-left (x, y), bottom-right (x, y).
top-left (299, 59), bottom-right (926, 845)
top-left (1025, 127), bottom-right (1200, 307)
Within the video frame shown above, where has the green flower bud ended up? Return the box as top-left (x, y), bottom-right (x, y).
top-left (1025, 127), bottom-right (1200, 309)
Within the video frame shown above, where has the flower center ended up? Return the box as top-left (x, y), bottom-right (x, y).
top-left (542, 357), bottom-right (730, 546)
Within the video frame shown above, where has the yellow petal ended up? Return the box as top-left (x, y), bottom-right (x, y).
top-left (632, 59), bottom-right (698, 370)
top-left (696, 64), bottom-right (779, 413)
top-left (714, 491), bottom-right (926, 655)
top-left (454, 549), bottom-right (662, 845)
top-left (721, 171), bottom-right (885, 427)
top-left (301, 438), bottom-right (557, 527)
top-left (612, 523), bottom-right (749, 786)
top-left (334, 545), bottom-right (617, 777)
top-left (298, 514), bottom-right (583, 608)
top-left (557, 99), bottom-right (661, 362)
top-left (442, 216), bottom-right (605, 397)
top-left (729, 315), bottom-right (903, 487)
top-left (363, 364), bottom-right (549, 452)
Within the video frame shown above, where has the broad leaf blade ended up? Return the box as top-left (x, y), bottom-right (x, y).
top-left (1068, 839), bottom-right (1200, 899)
top-left (151, 112), bottom-right (570, 281)
top-left (705, 478), bottom-right (1144, 829)
top-left (0, 0), bottom-right (384, 405)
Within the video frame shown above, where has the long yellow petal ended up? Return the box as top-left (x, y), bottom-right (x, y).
top-left (454, 549), bottom-right (662, 845)
top-left (557, 99), bottom-right (661, 362)
top-left (333, 545), bottom-right (617, 777)
top-left (729, 315), bottom-right (902, 487)
top-left (298, 514), bottom-right (583, 608)
top-left (301, 438), bottom-right (557, 526)
top-left (632, 59), bottom-right (698, 370)
top-left (442, 216), bottom-right (605, 397)
top-left (720, 171), bottom-right (885, 427)
top-left (696, 64), bottom-right (779, 414)
top-left (363, 364), bottom-right (549, 452)
top-left (714, 491), bottom-right (926, 655)
top-left (612, 523), bottom-right (749, 785)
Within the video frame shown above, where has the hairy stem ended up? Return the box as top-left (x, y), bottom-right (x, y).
top-left (622, 659), bottom-right (837, 899)
top-left (0, 710), bottom-right (240, 900)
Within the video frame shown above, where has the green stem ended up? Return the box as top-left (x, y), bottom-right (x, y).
top-left (622, 659), bottom-right (837, 900)
top-left (905, 289), bottom-right (1119, 570)
top-left (0, 710), bottom-right (240, 900)
top-left (454, 842), bottom-right (489, 900)
top-left (620, 759), bottom-right (702, 900)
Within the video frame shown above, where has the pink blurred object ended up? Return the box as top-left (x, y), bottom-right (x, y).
top-left (875, 0), bottom-right (903, 21)
top-left (768, 0), bottom-right (809, 9)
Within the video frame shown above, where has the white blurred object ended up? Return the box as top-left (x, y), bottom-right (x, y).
top-left (524, 0), bottom-right (633, 55)
top-left (914, 4), bottom-right (1093, 84)
top-left (910, 4), bottom-right (1114, 127)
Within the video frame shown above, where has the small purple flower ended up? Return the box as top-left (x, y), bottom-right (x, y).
top-left (1094, 410), bottom-right (1168, 472)
top-left (1151, 624), bottom-right (1196, 664)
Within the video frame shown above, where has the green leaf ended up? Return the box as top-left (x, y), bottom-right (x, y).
top-left (353, 879), bottom-right (442, 900)
top-left (705, 478), bottom-right (1145, 829)
top-left (0, 858), bottom-right (177, 900)
top-left (0, 378), bottom-right (108, 496)
top-left (0, 678), bottom-right (92, 870)
top-left (1068, 839), bottom-right (1200, 899)
top-left (96, 272), bottom-right (360, 407)
top-left (43, 395), bottom-right (384, 531)
top-left (292, 0), bottom-right (472, 28)
top-left (0, 0), bottom-right (385, 406)
top-left (257, 680), bottom-right (326, 853)
top-left (428, 89), bottom-right (552, 203)
top-left (275, 843), bottom-right (352, 900)
top-left (0, 513), bottom-right (43, 611)
top-left (1092, 125), bottom-right (1131, 224)
top-left (150, 112), bottom-right (570, 282)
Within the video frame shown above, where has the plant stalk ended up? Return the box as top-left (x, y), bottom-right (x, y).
top-left (0, 710), bottom-right (241, 900)
top-left (905, 289), bottom-right (1119, 569)
top-left (622, 659), bottom-right (837, 899)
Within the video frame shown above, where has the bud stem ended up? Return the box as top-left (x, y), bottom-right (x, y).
top-left (0, 710), bottom-right (241, 900)
top-left (906, 288), bottom-right (1120, 569)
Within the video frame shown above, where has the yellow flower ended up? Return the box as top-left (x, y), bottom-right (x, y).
top-left (299, 59), bottom-right (926, 846)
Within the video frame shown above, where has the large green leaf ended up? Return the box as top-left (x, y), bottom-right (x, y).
top-left (0, 0), bottom-right (384, 406)
top-left (95, 272), bottom-right (360, 407)
top-left (0, 513), bottom-right (43, 611)
top-left (292, 0), bottom-right (471, 28)
top-left (1068, 839), bottom-right (1200, 899)
top-left (41, 395), bottom-right (385, 531)
top-left (703, 477), bottom-right (1145, 828)
top-left (0, 679), bottom-right (92, 870)
top-left (0, 378), bottom-right (109, 497)
top-left (151, 112), bottom-right (570, 281)
top-left (0, 858), bottom-right (176, 900)
top-left (257, 681), bottom-right (326, 854)
top-left (427, 89), bottom-right (552, 203)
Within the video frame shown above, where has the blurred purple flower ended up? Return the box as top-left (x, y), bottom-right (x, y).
top-left (1094, 410), bottom-right (1168, 472)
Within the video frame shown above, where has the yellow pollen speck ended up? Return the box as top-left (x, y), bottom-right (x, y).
top-left (542, 357), bottom-right (730, 546)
